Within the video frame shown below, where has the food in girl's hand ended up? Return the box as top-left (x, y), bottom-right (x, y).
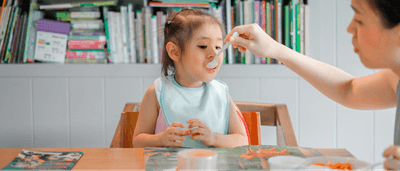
top-left (313, 161), bottom-right (352, 170)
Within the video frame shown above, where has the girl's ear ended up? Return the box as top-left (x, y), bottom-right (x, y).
top-left (166, 42), bottom-right (180, 61)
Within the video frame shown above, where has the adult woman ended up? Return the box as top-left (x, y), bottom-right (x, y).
top-left (225, 0), bottom-right (400, 169)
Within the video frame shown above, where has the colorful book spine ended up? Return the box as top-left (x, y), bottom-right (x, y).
top-left (68, 40), bottom-right (106, 45)
top-left (244, 0), bottom-right (252, 65)
top-left (156, 11), bottom-right (163, 64)
top-left (261, 0), bottom-right (266, 64)
top-left (66, 51), bottom-right (106, 59)
top-left (239, 1), bottom-right (244, 64)
top-left (296, 3), bottom-right (301, 53)
top-left (70, 11), bottom-right (101, 18)
top-left (277, 0), bottom-right (282, 44)
top-left (291, 0), bottom-right (297, 51)
top-left (68, 35), bottom-right (106, 41)
top-left (305, 4), bottom-right (309, 56)
top-left (4, 7), bottom-right (19, 63)
top-left (102, 6), bottom-right (112, 63)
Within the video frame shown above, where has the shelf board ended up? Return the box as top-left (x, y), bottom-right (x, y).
top-left (0, 64), bottom-right (299, 78)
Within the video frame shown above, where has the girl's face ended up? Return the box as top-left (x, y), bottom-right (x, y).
top-left (177, 22), bottom-right (223, 85)
top-left (347, 0), bottom-right (400, 69)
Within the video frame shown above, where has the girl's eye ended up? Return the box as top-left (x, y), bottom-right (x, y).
top-left (216, 46), bottom-right (221, 50)
top-left (198, 46), bottom-right (207, 49)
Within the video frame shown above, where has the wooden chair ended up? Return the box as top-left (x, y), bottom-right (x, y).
top-left (110, 102), bottom-right (298, 148)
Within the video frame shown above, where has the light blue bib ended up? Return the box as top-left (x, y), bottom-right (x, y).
top-left (154, 74), bottom-right (229, 148)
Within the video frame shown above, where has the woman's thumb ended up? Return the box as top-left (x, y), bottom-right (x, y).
top-left (230, 36), bottom-right (250, 48)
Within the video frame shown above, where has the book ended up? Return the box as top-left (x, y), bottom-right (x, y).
top-left (16, 13), bottom-right (28, 63)
top-left (150, 15), bottom-right (159, 64)
top-left (102, 6), bottom-right (112, 63)
top-left (128, 3), bottom-right (136, 64)
top-left (253, 0), bottom-right (260, 64)
top-left (34, 19), bottom-right (70, 63)
top-left (144, 145), bottom-right (325, 170)
top-left (0, 149), bottom-right (83, 170)
top-left (39, 0), bottom-right (118, 10)
top-left (304, 3), bottom-right (309, 56)
top-left (70, 20), bottom-right (104, 29)
top-left (145, 7), bottom-right (151, 63)
top-left (3, 5), bottom-right (19, 63)
top-left (69, 29), bottom-right (105, 36)
top-left (64, 58), bottom-right (107, 64)
top-left (23, 10), bottom-right (44, 63)
top-left (121, 6), bottom-right (129, 63)
top-left (135, 10), bottom-right (144, 63)
top-left (68, 35), bottom-right (106, 41)
top-left (226, 0), bottom-right (233, 64)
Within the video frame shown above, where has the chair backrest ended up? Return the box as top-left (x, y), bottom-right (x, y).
top-left (110, 102), bottom-right (298, 148)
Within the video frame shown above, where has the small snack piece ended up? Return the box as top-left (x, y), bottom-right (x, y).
top-left (313, 161), bottom-right (352, 170)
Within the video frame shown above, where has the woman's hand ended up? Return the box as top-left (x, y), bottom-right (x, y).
top-left (383, 145), bottom-right (400, 170)
top-left (225, 23), bottom-right (283, 59)
top-left (187, 118), bottom-right (215, 146)
top-left (159, 121), bottom-right (186, 147)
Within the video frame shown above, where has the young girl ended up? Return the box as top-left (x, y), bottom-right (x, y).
top-left (132, 9), bottom-right (248, 148)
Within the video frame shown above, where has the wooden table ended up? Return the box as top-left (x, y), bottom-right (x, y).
top-left (0, 148), bottom-right (354, 170)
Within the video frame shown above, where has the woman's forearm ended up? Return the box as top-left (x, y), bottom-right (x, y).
top-left (132, 133), bottom-right (163, 148)
top-left (211, 133), bottom-right (248, 148)
top-left (276, 45), bottom-right (355, 106)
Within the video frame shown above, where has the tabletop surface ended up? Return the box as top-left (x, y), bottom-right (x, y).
top-left (0, 148), bottom-right (354, 170)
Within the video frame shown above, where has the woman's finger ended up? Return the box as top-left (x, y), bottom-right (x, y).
top-left (225, 24), bottom-right (254, 42)
top-left (383, 145), bottom-right (400, 159)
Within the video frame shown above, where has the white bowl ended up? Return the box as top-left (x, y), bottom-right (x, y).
top-left (268, 156), bottom-right (306, 169)
top-left (299, 156), bottom-right (370, 170)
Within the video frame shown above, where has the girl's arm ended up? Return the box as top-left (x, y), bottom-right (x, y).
top-left (132, 84), bottom-right (163, 148)
top-left (211, 95), bottom-right (248, 148)
top-left (226, 24), bottom-right (399, 110)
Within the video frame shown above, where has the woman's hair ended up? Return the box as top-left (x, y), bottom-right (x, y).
top-left (366, 0), bottom-right (400, 29)
top-left (161, 9), bottom-right (226, 76)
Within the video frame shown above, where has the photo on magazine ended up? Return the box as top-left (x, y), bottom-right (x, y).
top-left (1, 149), bottom-right (84, 170)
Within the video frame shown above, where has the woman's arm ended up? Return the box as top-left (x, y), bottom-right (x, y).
top-left (277, 46), bottom-right (398, 110)
top-left (132, 84), bottom-right (163, 148)
top-left (211, 95), bottom-right (248, 148)
top-left (226, 24), bottom-right (399, 110)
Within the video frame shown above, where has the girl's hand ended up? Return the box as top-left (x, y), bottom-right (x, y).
top-left (224, 23), bottom-right (283, 59)
top-left (383, 145), bottom-right (400, 170)
top-left (159, 122), bottom-right (186, 147)
top-left (187, 118), bottom-right (215, 146)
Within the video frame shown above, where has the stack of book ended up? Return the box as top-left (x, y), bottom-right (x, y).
top-left (56, 6), bottom-right (107, 64)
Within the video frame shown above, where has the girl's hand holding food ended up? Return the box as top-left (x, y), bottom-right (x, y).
top-left (159, 121), bottom-right (186, 147)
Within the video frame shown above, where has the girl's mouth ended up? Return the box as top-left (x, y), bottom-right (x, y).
top-left (206, 67), bottom-right (217, 73)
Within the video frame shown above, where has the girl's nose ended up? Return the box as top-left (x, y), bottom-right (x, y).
top-left (209, 48), bottom-right (217, 59)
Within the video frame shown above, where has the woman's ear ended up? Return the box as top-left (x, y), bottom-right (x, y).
top-left (166, 42), bottom-right (180, 61)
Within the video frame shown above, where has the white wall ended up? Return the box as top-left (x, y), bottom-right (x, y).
top-left (0, 0), bottom-right (395, 169)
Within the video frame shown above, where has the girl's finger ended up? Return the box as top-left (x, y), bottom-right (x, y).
top-left (384, 158), bottom-right (400, 170)
top-left (190, 127), bottom-right (205, 135)
top-left (191, 135), bottom-right (205, 140)
top-left (383, 145), bottom-right (400, 159)
top-left (169, 128), bottom-right (185, 136)
top-left (170, 134), bottom-right (185, 141)
top-left (188, 122), bottom-right (204, 129)
top-left (170, 122), bottom-right (185, 128)
top-left (169, 142), bottom-right (184, 147)
top-left (187, 118), bottom-right (200, 124)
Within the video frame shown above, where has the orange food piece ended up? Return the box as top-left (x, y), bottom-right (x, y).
top-left (312, 161), bottom-right (352, 170)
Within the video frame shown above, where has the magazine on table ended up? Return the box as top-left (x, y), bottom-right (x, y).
top-left (1, 149), bottom-right (84, 170)
top-left (144, 145), bottom-right (324, 170)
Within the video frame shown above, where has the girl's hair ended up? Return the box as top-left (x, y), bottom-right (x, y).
top-left (161, 9), bottom-right (226, 77)
top-left (366, 0), bottom-right (400, 29)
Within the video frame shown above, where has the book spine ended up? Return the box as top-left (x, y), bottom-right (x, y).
top-left (64, 58), bottom-right (107, 64)
top-left (115, 12), bottom-right (122, 63)
top-left (253, 0), bottom-right (260, 64)
top-left (2, 6), bottom-right (16, 62)
top-left (68, 35), bottom-right (106, 41)
top-left (239, 1), bottom-right (244, 64)
top-left (70, 11), bottom-right (101, 18)
top-left (145, 7), bottom-right (151, 63)
top-left (300, 3), bottom-right (304, 55)
top-left (68, 40), bottom-right (106, 45)
top-left (103, 7), bottom-right (112, 63)
top-left (150, 15), bottom-right (158, 64)
top-left (121, 6), bottom-right (129, 63)
top-left (66, 51), bottom-right (106, 59)
top-left (68, 44), bottom-right (104, 49)
top-left (261, 0), bottom-right (266, 64)
top-left (305, 4), bottom-right (309, 56)
top-left (5, 7), bottom-right (19, 63)
top-left (156, 11), bottom-right (163, 64)
top-left (291, 0), bottom-right (297, 51)
top-left (0, 6), bottom-right (12, 62)
top-left (128, 3), bottom-right (136, 63)
top-left (136, 10), bottom-right (144, 63)
top-left (244, 0), bottom-right (252, 65)
top-left (284, 5), bottom-right (290, 48)
top-left (296, 4), bottom-right (300, 53)
top-left (17, 13), bottom-right (28, 63)
top-left (266, 1), bottom-right (270, 64)
top-left (226, 0), bottom-right (233, 64)
top-left (277, 0), bottom-right (282, 44)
